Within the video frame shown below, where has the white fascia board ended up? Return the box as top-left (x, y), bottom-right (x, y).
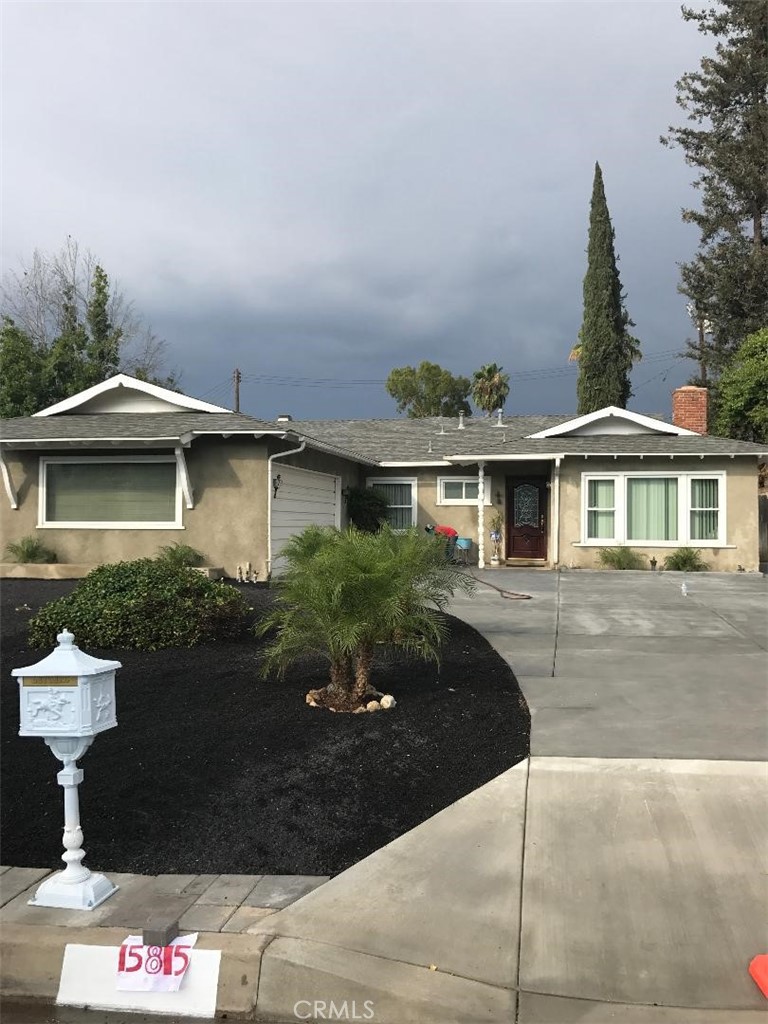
top-left (34, 373), bottom-right (232, 416)
top-left (1, 436), bottom-right (184, 445)
top-left (526, 407), bottom-right (697, 438)
top-left (443, 453), bottom-right (563, 462)
top-left (379, 460), bottom-right (452, 467)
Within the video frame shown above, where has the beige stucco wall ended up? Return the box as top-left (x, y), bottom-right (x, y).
top-left (0, 439), bottom-right (270, 580)
top-left (0, 438), bottom-right (368, 580)
top-left (558, 456), bottom-right (760, 572)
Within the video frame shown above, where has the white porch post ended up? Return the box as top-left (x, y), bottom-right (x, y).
top-left (477, 461), bottom-right (486, 569)
top-left (552, 457), bottom-right (561, 566)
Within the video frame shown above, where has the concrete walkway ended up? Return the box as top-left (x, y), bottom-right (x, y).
top-left (2, 570), bottom-right (766, 1022)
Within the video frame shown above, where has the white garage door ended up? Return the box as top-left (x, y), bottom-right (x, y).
top-left (271, 466), bottom-right (340, 574)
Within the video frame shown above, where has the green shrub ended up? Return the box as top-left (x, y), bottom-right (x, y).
top-left (344, 487), bottom-right (390, 533)
top-left (598, 547), bottom-right (646, 570)
top-left (28, 559), bottom-right (250, 650)
top-left (663, 547), bottom-right (709, 572)
top-left (4, 536), bottom-right (58, 563)
top-left (155, 542), bottom-right (206, 567)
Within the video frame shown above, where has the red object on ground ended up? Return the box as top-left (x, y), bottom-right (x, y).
top-left (749, 955), bottom-right (768, 998)
top-left (434, 525), bottom-right (459, 538)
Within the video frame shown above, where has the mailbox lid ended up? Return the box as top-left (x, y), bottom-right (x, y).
top-left (11, 630), bottom-right (121, 679)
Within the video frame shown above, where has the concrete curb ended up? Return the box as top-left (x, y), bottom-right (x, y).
top-left (0, 922), bottom-right (273, 1019)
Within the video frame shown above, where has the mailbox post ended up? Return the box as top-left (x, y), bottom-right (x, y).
top-left (13, 629), bottom-right (121, 910)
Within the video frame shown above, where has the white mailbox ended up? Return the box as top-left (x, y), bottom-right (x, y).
top-left (15, 630), bottom-right (119, 738)
top-left (13, 630), bottom-right (121, 911)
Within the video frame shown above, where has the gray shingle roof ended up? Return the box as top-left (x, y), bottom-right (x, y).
top-left (290, 415), bottom-right (767, 461)
top-left (2, 411), bottom-right (764, 461)
top-left (0, 412), bottom-right (282, 442)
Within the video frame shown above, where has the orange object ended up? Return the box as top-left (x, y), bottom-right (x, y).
top-left (749, 955), bottom-right (768, 998)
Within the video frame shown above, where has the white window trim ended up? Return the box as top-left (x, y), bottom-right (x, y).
top-left (580, 471), bottom-right (727, 547)
top-left (38, 455), bottom-right (184, 530)
top-left (437, 476), bottom-right (494, 507)
top-left (366, 477), bottom-right (418, 530)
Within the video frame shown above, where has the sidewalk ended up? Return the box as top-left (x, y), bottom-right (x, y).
top-left (2, 569), bottom-right (766, 1022)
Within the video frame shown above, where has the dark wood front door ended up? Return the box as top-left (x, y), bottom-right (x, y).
top-left (507, 478), bottom-right (548, 560)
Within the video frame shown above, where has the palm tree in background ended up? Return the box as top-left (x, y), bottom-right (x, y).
top-left (471, 363), bottom-right (510, 415)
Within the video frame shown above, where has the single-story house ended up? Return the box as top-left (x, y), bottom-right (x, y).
top-left (1, 375), bottom-right (765, 576)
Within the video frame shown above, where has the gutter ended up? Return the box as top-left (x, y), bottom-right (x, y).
top-left (266, 440), bottom-right (307, 578)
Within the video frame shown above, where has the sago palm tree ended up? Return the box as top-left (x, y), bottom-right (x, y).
top-left (471, 363), bottom-right (510, 415)
top-left (257, 525), bottom-right (475, 711)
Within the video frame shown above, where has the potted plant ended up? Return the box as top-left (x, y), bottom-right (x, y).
top-left (489, 512), bottom-right (504, 566)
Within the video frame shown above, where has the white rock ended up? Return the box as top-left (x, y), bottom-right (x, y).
top-left (380, 694), bottom-right (397, 709)
top-left (366, 700), bottom-right (382, 712)
top-left (307, 698), bottom-right (319, 708)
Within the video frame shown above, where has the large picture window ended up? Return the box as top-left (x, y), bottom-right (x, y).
top-left (40, 457), bottom-right (181, 529)
top-left (582, 473), bottom-right (724, 546)
top-left (367, 478), bottom-right (417, 530)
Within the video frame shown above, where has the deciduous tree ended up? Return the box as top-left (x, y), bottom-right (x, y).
top-left (1, 239), bottom-right (177, 415)
top-left (386, 361), bottom-right (471, 418)
top-left (713, 327), bottom-right (768, 442)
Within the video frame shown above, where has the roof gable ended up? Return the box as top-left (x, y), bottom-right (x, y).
top-left (525, 407), bottom-right (697, 439)
top-left (34, 374), bottom-right (232, 417)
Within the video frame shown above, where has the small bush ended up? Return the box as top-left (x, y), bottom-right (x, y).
top-left (598, 547), bottom-right (646, 570)
top-left (4, 536), bottom-right (58, 564)
top-left (663, 547), bottom-right (709, 572)
top-left (28, 559), bottom-right (250, 650)
top-left (156, 542), bottom-right (206, 567)
top-left (344, 487), bottom-right (390, 533)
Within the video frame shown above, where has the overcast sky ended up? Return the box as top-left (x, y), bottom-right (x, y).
top-left (2, 1), bottom-right (712, 420)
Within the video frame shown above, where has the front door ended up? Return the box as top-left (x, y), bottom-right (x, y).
top-left (507, 478), bottom-right (548, 560)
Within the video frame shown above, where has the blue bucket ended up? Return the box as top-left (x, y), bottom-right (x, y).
top-left (455, 538), bottom-right (472, 550)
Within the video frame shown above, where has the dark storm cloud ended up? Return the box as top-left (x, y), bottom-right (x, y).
top-left (3, 1), bottom-right (708, 419)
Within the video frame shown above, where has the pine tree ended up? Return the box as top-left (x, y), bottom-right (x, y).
top-left (662, 1), bottom-right (768, 375)
top-left (576, 163), bottom-right (640, 414)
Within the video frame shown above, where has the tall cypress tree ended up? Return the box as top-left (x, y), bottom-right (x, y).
top-left (576, 163), bottom-right (640, 414)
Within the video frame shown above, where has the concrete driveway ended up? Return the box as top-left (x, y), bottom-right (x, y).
top-left (459, 569), bottom-right (768, 760)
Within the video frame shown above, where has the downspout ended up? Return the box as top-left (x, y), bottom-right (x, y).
top-left (266, 440), bottom-right (306, 578)
top-left (0, 446), bottom-right (18, 509)
top-left (477, 461), bottom-right (486, 568)
top-left (552, 456), bottom-right (561, 566)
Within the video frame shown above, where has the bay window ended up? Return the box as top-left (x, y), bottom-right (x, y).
top-left (582, 473), bottom-right (724, 546)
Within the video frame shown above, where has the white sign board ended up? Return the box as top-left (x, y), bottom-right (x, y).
top-left (57, 942), bottom-right (221, 1018)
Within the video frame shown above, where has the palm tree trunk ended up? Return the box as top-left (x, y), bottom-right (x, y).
top-left (329, 656), bottom-right (353, 695)
top-left (352, 645), bottom-right (374, 703)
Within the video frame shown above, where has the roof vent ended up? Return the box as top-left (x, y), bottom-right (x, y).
top-left (428, 440), bottom-right (433, 454)
top-left (458, 412), bottom-right (465, 430)
top-left (437, 417), bottom-right (447, 435)
top-left (495, 408), bottom-right (504, 427)
top-left (276, 414), bottom-right (293, 423)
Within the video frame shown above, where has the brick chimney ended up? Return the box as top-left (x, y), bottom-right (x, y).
top-left (672, 386), bottom-right (708, 435)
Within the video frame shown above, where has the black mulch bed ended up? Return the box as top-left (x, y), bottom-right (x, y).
top-left (1, 579), bottom-right (529, 877)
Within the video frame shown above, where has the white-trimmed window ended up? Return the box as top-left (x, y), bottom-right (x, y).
top-left (437, 476), bottom-right (494, 506)
top-left (581, 472), bottom-right (725, 546)
top-left (367, 478), bottom-right (417, 529)
top-left (586, 478), bottom-right (616, 541)
top-left (39, 456), bottom-right (182, 529)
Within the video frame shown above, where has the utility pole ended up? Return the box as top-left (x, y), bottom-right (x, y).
top-left (233, 368), bottom-right (242, 412)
